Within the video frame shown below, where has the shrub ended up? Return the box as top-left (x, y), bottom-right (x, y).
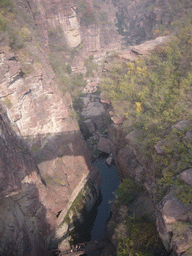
top-left (84, 55), bottom-right (98, 77)
top-left (100, 21), bottom-right (192, 164)
top-left (117, 216), bottom-right (167, 256)
top-left (115, 178), bottom-right (142, 206)
top-left (2, 98), bottom-right (12, 108)
top-left (77, 0), bottom-right (96, 26)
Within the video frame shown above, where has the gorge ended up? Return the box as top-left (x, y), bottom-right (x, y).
top-left (0, 0), bottom-right (192, 255)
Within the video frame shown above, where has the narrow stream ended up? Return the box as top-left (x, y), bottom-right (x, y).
top-left (87, 158), bottom-right (119, 256)
top-left (90, 158), bottom-right (119, 240)
top-left (73, 157), bottom-right (119, 255)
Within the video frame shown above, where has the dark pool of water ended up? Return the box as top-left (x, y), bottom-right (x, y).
top-left (73, 158), bottom-right (119, 255)
top-left (90, 158), bottom-right (119, 240)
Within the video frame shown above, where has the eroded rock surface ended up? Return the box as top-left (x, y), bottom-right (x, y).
top-left (0, 22), bottom-right (100, 256)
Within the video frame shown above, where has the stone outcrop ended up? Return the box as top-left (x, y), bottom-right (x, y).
top-left (114, 0), bottom-right (191, 46)
top-left (177, 169), bottom-right (192, 186)
top-left (118, 36), bottom-right (169, 61)
top-left (157, 190), bottom-right (192, 254)
top-left (97, 136), bottom-right (111, 154)
top-left (81, 94), bottom-right (106, 130)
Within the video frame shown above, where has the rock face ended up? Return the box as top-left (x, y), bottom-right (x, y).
top-left (0, 3), bottom-right (101, 254)
top-left (15, 0), bottom-right (81, 49)
top-left (114, 0), bottom-right (189, 46)
top-left (14, 0), bottom-right (121, 56)
top-left (0, 105), bottom-right (50, 255)
top-left (0, 104), bottom-right (100, 254)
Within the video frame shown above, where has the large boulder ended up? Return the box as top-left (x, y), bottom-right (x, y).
top-left (130, 36), bottom-right (169, 55)
top-left (117, 145), bottom-right (142, 181)
top-left (154, 139), bottom-right (165, 155)
top-left (177, 169), bottom-right (192, 186)
top-left (84, 119), bottom-right (95, 134)
top-left (156, 190), bottom-right (192, 254)
top-left (81, 95), bottom-right (106, 130)
top-left (173, 120), bottom-right (192, 130)
top-left (97, 136), bottom-right (111, 154)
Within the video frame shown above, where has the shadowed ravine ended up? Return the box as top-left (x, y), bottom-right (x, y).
top-left (71, 158), bottom-right (119, 256)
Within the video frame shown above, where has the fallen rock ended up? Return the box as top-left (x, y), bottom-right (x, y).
top-left (125, 130), bottom-right (140, 153)
top-left (172, 227), bottom-right (192, 255)
top-left (100, 93), bottom-right (110, 105)
top-left (154, 139), bottom-right (165, 155)
top-left (185, 131), bottom-right (192, 142)
top-left (162, 197), bottom-right (192, 222)
top-left (157, 190), bottom-right (192, 254)
top-left (177, 168), bottom-right (192, 186)
top-left (111, 116), bottom-right (126, 125)
top-left (84, 119), bottom-right (95, 134)
top-left (117, 145), bottom-right (139, 179)
top-left (130, 36), bottom-right (169, 55)
top-left (81, 96), bottom-right (105, 130)
top-left (106, 153), bottom-right (113, 167)
top-left (98, 137), bottom-right (111, 154)
top-left (173, 120), bottom-right (192, 130)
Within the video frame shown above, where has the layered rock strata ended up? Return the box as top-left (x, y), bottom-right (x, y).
top-left (0, 21), bottom-right (100, 256)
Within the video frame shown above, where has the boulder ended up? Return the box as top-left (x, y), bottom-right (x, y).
top-left (173, 120), bottom-right (192, 130)
top-left (172, 227), bottom-right (192, 254)
top-left (125, 130), bottom-right (140, 152)
top-left (106, 154), bottom-right (113, 167)
top-left (97, 137), bottom-right (111, 154)
top-left (84, 119), bottom-right (95, 134)
top-left (130, 36), bottom-right (169, 55)
top-left (118, 50), bottom-right (139, 61)
top-left (157, 190), bottom-right (192, 254)
top-left (154, 139), bottom-right (165, 155)
top-left (117, 145), bottom-right (139, 179)
top-left (185, 131), bottom-right (192, 142)
top-left (100, 93), bottom-right (111, 105)
top-left (111, 116), bottom-right (126, 125)
top-left (81, 96), bottom-right (105, 130)
top-left (177, 168), bottom-right (192, 186)
top-left (162, 197), bottom-right (192, 222)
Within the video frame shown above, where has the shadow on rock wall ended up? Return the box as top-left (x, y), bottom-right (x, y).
top-left (0, 104), bottom-right (95, 255)
top-left (0, 106), bottom-right (53, 255)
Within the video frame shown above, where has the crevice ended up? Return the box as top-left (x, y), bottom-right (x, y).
top-left (9, 73), bottom-right (23, 86)
top-left (21, 89), bottom-right (32, 99)
top-left (8, 56), bottom-right (16, 61)
top-left (0, 92), bottom-right (15, 99)
top-left (25, 0), bottom-right (38, 27)
top-left (56, 210), bottom-right (62, 218)
top-left (130, 49), bottom-right (141, 55)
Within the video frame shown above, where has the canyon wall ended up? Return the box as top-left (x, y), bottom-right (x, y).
top-left (100, 37), bottom-right (192, 255)
top-left (0, 0), bottom-right (102, 254)
top-left (107, 122), bottom-right (192, 256)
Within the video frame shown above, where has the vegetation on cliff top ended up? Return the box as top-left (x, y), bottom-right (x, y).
top-left (101, 15), bottom-right (192, 165)
top-left (114, 178), bottom-right (167, 256)
top-left (101, 7), bottom-right (192, 255)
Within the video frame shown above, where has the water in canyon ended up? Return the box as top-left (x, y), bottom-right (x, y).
top-left (90, 158), bottom-right (119, 240)
top-left (73, 157), bottom-right (119, 255)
